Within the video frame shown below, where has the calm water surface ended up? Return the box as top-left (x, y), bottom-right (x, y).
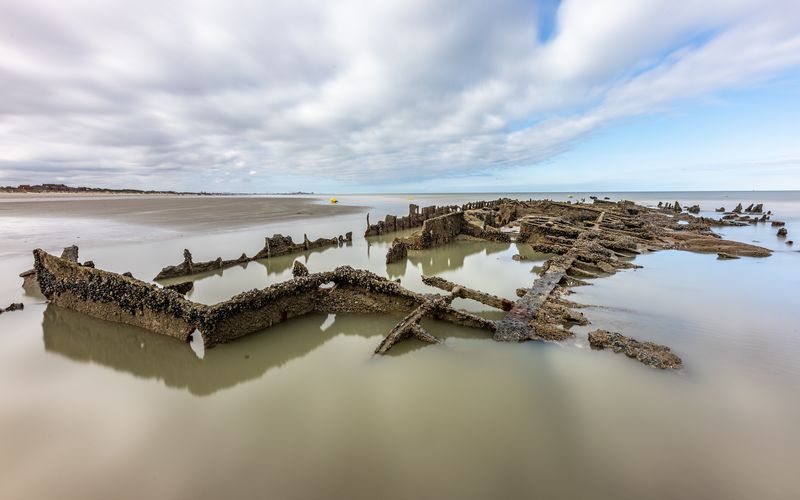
top-left (0, 192), bottom-right (799, 500)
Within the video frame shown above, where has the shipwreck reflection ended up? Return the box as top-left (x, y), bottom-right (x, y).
top-left (42, 304), bottom-right (384, 396)
top-left (41, 299), bottom-right (503, 395)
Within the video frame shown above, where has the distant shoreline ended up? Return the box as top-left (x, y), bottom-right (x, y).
top-left (0, 183), bottom-right (315, 196)
top-left (0, 194), bottom-right (360, 232)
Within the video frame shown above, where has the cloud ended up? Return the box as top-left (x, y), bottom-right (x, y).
top-left (0, 0), bottom-right (799, 190)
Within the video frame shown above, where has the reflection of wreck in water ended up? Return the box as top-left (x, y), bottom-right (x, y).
top-left (42, 305), bottom-right (385, 396)
top-left (31, 197), bottom-right (775, 369)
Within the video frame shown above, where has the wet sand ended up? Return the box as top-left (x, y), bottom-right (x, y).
top-left (0, 194), bottom-right (362, 232)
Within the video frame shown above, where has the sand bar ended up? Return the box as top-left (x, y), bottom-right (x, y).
top-left (0, 195), bottom-right (362, 231)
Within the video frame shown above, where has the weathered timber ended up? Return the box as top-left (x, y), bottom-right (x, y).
top-left (364, 199), bottom-right (508, 237)
top-left (31, 196), bottom-right (780, 367)
top-left (375, 294), bottom-right (454, 354)
top-left (34, 249), bottom-right (494, 348)
top-left (494, 263), bottom-right (571, 342)
top-left (409, 323), bottom-right (442, 344)
top-left (421, 275), bottom-right (514, 311)
top-left (155, 231), bottom-right (353, 280)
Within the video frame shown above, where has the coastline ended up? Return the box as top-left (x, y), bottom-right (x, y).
top-left (0, 194), bottom-right (363, 232)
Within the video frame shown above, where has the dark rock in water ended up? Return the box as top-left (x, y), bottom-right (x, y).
top-left (0, 302), bottom-right (24, 315)
top-left (657, 201), bottom-right (663, 208)
top-left (603, 196), bottom-right (610, 200)
top-left (292, 260), bottom-right (309, 278)
top-left (750, 203), bottom-right (763, 213)
top-left (122, 272), bottom-right (134, 278)
top-left (745, 203), bottom-right (754, 212)
top-left (512, 254), bottom-right (529, 261)
top-left (164, 281), bottom-right (194, 295)
top-left (61, 245), bottom-right (79, 263)
top-left (771, 221), bottom-right (785, 227)
top-left (386, 238), bottom-right (408, 264)
top-left (687, 204), bottom-right (700, 214)
top-left (732, 203), bottom-right (743, 214)
top-left (715, 207), bottom-right (725, 212)
top-left (673, 201), bottom-right (682, 212)
top-left (82, 260), bottom-right (95, 268)
top-left (786, 241), bottom-right (794, 246)
top-left (777, 228), bottom-right (788, 237)
top-left (717, 252), bottom-right (740, 260)
top-left (588, 330), bottom-right (683, 369)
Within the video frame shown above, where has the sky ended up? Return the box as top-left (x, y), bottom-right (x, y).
top-left (1, 0), bottom-right (799, 193)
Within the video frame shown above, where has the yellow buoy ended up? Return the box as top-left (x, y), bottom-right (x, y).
top-left (329, 197), bottom-right (338, 204)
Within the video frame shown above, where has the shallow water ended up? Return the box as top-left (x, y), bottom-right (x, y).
top-left (0, 192), bottom-right (799, 500)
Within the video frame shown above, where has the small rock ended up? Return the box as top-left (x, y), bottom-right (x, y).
top-left (717, 252), bottom-right (740, 260)
top-left (0, 302), bottom-right (24, 315)
top-left (588, 329), bottom-right (682, 369)
top-left (771, 221), bottom-right (785, 227)
top-left (292, 260), bottom-right (309, 278)
top-left (165, 281), bottom-right (194, 294)
top-left (386, 239), bottom-right (408, 264)
top-left (777, 228), bottom-right (788, 237)
top-left (715, 207), bottom-right (725, 212)
top-left (60, 245), bottom-right (79, 262)
top-left (732, 203), bottom-right (743, 214)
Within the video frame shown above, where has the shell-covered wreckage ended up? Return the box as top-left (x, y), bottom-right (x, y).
top-left (154, 231), bottom-right (353, 280)
top-left (30, 197), bottom-right (772, 369)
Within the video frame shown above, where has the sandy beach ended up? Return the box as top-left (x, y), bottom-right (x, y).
top-left (0, 194), bottom-right (362, 232)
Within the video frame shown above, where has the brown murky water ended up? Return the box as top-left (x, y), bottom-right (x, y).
top-left (0, 192), bottom-right (799, 500)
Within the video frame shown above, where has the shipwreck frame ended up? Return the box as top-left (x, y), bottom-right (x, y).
top-left (29, 196), bottom-right (777, 369)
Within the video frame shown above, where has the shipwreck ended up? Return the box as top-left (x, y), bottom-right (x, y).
top-left (29, 197), bottom-right (774, 369)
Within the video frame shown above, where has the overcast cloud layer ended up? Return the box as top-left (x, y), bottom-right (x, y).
top-left (1, 0), bottom-right (799, 191)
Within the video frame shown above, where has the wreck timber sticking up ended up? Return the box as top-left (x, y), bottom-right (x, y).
top-left (374, 294), bottom-right (454, 354)
top-left (32, 197), bottom-right (777, 369)
top-left (371, 197), bottom-right (773, 366)
top-left (421, 275), bottom-right (514, 311)
top-left (33, 248), bottom-right (494, 348)
top-left (154, 231), bottom-right (354, 281)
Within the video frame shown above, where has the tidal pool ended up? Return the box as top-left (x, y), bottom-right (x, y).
top-left (0, 193), bottom-right (798, 500)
